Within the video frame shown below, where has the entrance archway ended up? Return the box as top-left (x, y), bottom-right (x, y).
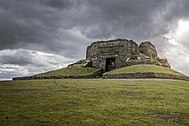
top-left (105, 58), bottom-right (115, 71)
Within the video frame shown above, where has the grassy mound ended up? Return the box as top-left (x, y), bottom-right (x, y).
top-left (36, 65), bottom-right (101, 76)
top-left (105, 64), bottom-right (186, 76)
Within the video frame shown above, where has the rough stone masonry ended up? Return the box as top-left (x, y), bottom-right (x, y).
top-left (80, 39), bottom-right (170, 71)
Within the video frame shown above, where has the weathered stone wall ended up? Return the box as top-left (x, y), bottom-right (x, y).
top-left (157, 58), bottom-right (171, 68)
top-left (103, 72), bottom-right (189, 81)
top-left (139, 41), bottom-right (157, 58)
top-left (86, 39), bottom-right (171, 70)
top-left (86, 39), bottom-right (139, 70)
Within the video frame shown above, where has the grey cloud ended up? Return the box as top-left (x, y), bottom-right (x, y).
top-left (0, 49), bottom-right (75, 79)
top-left (1, 0), bottom-right (189, 79)
top-left (0, 49), bottom-right (34, 66)
top-left (75, 0), bottom-right (169, 40)
top-left (0, 70), bottom-right (24, 80)
top-left (0, 49), bottom-right (74, 66)
top-left (0, 0), bottom-right (79, 54)
top-left (76, 0), bottom-right (189, 42)
top-left (39, 0), bottom-right (73, 10)
top-left (1, 0), bottom-right (189, 55)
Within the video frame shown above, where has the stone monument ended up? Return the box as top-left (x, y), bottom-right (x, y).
top-left (84, 39), bottom-right (170, 71)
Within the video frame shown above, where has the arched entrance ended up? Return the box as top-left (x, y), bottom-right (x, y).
top-left (105, 58), bottom-right (115, 71)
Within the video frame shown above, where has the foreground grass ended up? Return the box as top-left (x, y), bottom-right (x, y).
top-left (105, 64), bottom-right (186, 76)
top-left (36, 65), bottom-right (100, 76)
top-left (0, 79), bottom-right (189, 126)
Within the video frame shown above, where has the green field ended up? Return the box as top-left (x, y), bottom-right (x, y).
top-left (0, 79), bottom-right (189, 126)
top-left (105, 64), bottom-right (186, 76)
top-left (36, 65), bottom-right (101, 76)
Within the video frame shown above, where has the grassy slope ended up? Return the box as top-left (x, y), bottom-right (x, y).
top-left (36, 65), bottom-right (100, 76)
top-left (105, 64), bottom-right (186, 76)
top-left (1, 79), bottom-right (189, 126)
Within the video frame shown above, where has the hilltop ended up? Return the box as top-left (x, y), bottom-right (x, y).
top-left (103, 64), bottom-right (189, 81)
top-left (12, 39), bottom-right (189, 81)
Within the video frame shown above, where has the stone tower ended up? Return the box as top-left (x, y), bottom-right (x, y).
top-left (86, 39), bottom-right (170, 71)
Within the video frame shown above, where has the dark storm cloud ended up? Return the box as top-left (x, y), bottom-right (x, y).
top-left (40, 0), bottom-right (73, 10)
top-left (77, 0), bottom-right (168, 39)
top-left (0, 0), bottom-right (80, 56)
top-left (1, 0), bottom-right (189, 56)
top-left (81, 0), bottom-right (189, 41)
top-left (1, 0), bottom-right (189, 79)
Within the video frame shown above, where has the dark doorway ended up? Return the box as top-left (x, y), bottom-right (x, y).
top-left (105, 58), bottom-right (115, 71)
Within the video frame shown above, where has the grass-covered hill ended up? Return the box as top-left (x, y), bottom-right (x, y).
top-left (35, 65), bottom-right (101, 76)
top-left (13, 64), bottom-right (189, 81)
top-left (105, 64), bottom-right (186, 76)
top-left (12, 65), bottom-right (103, 80)
top-left (1, 79), bottom-right (189, 125)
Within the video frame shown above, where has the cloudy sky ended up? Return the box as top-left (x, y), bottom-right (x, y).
top-left (0, 0), bottom-right (189, 80)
